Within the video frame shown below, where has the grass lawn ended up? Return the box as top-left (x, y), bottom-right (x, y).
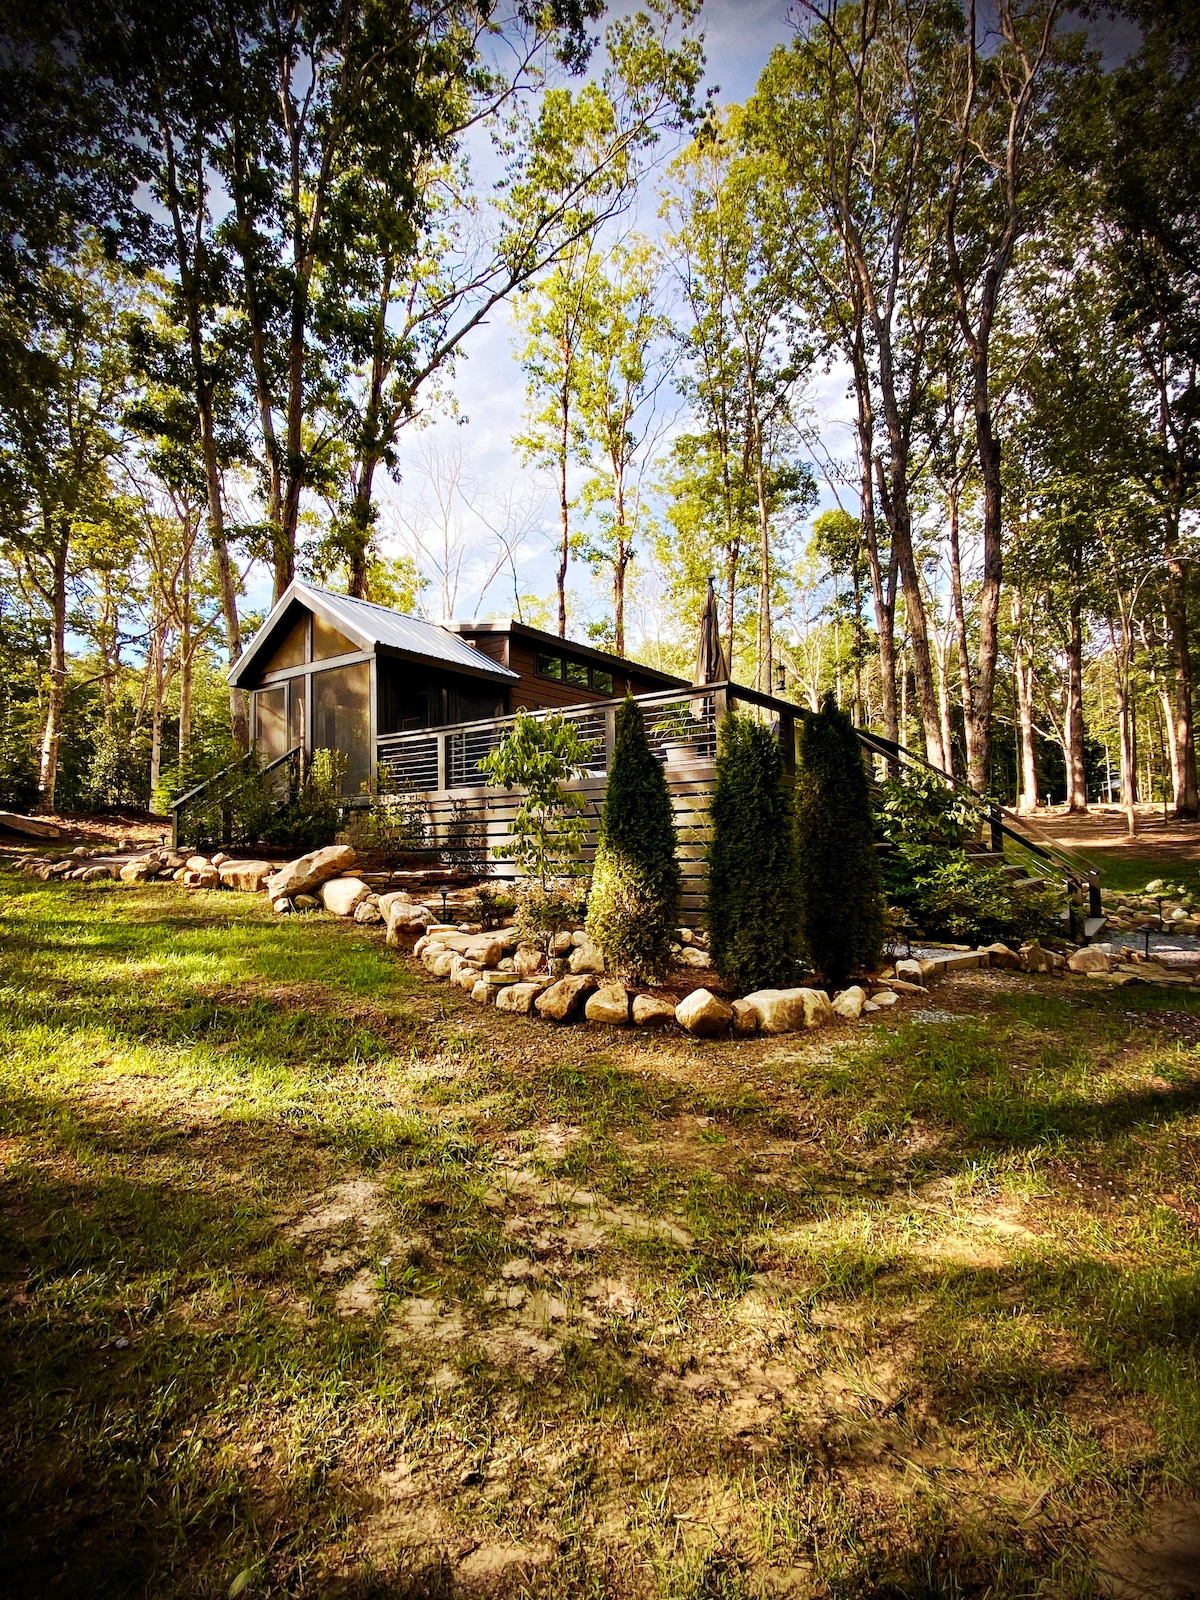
top-left (2, 878), bottom-right (1199, 1598)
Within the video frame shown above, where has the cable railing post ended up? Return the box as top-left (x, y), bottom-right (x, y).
top-left (989, 802), bottom-right (1004, 854)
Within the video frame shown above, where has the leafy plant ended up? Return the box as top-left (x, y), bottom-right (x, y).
top-left (177, 748), bottom-right (346, 853)
top-left (340, 783), bottom-right (428, 864)
top-left (473, 886), bottom-right (516, 929)
top-left (441, 799), bottom-right (488, 876)
top-left (516, 880), bottom-right (588, 969)
top-left (795, 693), bottom-right (884, 985)
top-left (586, 696), bottom-right (681, 980)
top-left (706, 712), bottom-right (803, 993)
top-left (877, 770), bottom-right (1061, 944)
top-left (478, 710), bottom-right (597, 888)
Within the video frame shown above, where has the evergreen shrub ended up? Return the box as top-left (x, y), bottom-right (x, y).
top-left (586, 696), bottom-right (681, 980)
top-left (706, 712), bottom-right (803, 993)
top-left (795, 693), bottom-right (884, 984)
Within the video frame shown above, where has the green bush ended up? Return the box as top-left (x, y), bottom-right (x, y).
top-left (795, 693), bottom-right (884, 985)
top-left (876, 770), bottom-right (1061, 944)
top-left (586, 697), bottom-right (681, 980)
top-left (177, 748), bottom-right (345, 853)
top-left (478, 709), bottom-right (596, 888)
top-left (706, 712), bottom-right (803, 993)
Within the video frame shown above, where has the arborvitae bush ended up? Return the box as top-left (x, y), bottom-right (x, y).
top-left (586, 696), bottom-right (681, 979)
top-left (795, 692), bottom-right (884, 984)
top-left (706, 712), bottom-right (802, 993)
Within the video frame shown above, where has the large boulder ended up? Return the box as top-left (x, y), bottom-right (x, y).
top-left (354, 900), bottom-right (383, 924)
top-left (385, 900), bottom-right (432, 948)
top-left (119, 860), bottom-right (155, 883)
top-left (674, 946), bottom-right (710, 969)
top-left (675, 988), bottom-right (733, 1037)
top-left (567, 938), bottom-right (606, 976)
top-left (266, 844), bottom-right (356, 901)
top-left (632, 994), bottom-right (676, 1027)
top-left (514, 945), bottom-right (544, 978)
top-left (731, 998), bottom-right (759, 1034)
top-left (463, 934), bottom-right (505, 968)
top-left (535, 975), bottom-right (597, 1022)
top-left (320, 876), bottom-right (371, 917)
top-left (1068, 946), bottom-right (1111, 974)
top-left (585, 984), bottom-right (631, 1025)
top-left (741, 987), bottom-right (833, 1034)
top-left (217, 859), bottom-right (273, 893)
top-left (496, 981), bottom-right (545, 1015)
top-left (981, 942), bottom-right (1022, 970)
top-left (0, 811), bottom-right (62, 839)
top-left (1020, 942), bottom-right (1063, 973)
top-left (832, 985), bottom-right (867, 1021)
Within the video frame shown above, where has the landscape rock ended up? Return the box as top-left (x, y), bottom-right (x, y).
top-left (675, 988), bottom-right (733, 1037)
top-left (981, 942), bottom-right (1022, 970)
top-left (425, 949), bottom-right (456, 978)
top-left (470, 980), bottom-right (492, 1004)
top-left (266, 843), bottom-right (356, 901)
top-left (894, 958), bottom-right (928, 982)
top-left (585, 984), bottom-right (631, 1025)
top-left (632, 994), bottom-right (676, 1027)
top-left (568, 939), bottom-right (606, 976)
top-left (535, 975), bottom-right (597, 1022)
top-left (119, 861), bottom-right (155, 883)
top-left (210, 852), bottom-right (229, 867)
top-left (79, 865), bottom-right (111, 883)
top-left (353, 901), bottom-right (383, 923)
top-left (0, 811), bottom-right (62, 839)
top-left (1068, 946), bottom-right (1111, 974)
top-left (1020, 942), bottom-right (1063, 973)
top-left (217, 859), bottom-right (273, 893)
top-left (741, 987), bottom-right (834, 1034)
top-left (319, 876), bottom-right (371, 917)
top-left (832, 985), bottom-right (867, 1020)
top-left (272, 897), bottom-right (293, 914)
top-left (923, 950), bottom-right (984, 974)
top-left (463, 934), bottom-right (504, 968)
top-left (888, 979), bottom-right (928, 995)
top-left (185, 855), bottom-right (211, 873)
top-left (674, 945), bottom-right (710, 969)
top-left (870, 990), bottom-right (899, 1006)
top-left (731, 998), bottom-right (758, 1034)
top-left (514, 945), bottom-right (544, 978)
top-left (293, 894), bottom-right (319, 910)
top-left (496, 982), bottom-right (545, 1015)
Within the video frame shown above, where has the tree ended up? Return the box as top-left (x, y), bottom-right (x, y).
top-left (794, 693), bottom-right (884, 985)
top-left (586, 697), bottom-right (681, 978)
top-left (576, 240), bottom-right (669, 656)
top-left (0, 247), bottom-right (137, 810)
top-left (1101, 0), bottom-right (1200, 817)
top-left (478, 710), bottom-right (596, 889)
top-left (706, 713), bottom-right (803, 993)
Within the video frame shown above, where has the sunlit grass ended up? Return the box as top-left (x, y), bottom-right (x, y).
top-left (2, 874), bottom-right (1199, 1595)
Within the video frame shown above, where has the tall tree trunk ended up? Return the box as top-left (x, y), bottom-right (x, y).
top-left (935, 634), bottom-right (954, 777)
top-left (1164, 522), bottom-right (1199, 818)
top-left (948, 483), bottom-right (976, 774)
top-left (1011, 591), bottom-right (1038, 813)
top-left (877, 456), bottom-right (943, 767)
top-left (36, 525), bottom-right (69, 813)
top-left (1064, 595), bottom-right (1088, 812)
top-left (854, 394), bottom-right (897, 746)
top-left (968, 399), bottom-right (1003, 794)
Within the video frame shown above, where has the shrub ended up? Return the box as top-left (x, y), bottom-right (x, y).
top-left (340, 783), bottom-right (427, 865)
top-left (795, 693), bottom-right (884, 985)
top-left (478, 709), bottom-right (596, 888)
top-left (707, 712), bottom-right (803, 993)
top-left (178, 748), bottom-right (345, 853)
top-left (586, 697), bottom-right (681, 980)
top-left (517, 880), bottom-right (588, 967)
top-left (876, 770), bottom-right (1061, 944)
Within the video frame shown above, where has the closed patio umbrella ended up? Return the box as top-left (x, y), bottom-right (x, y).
top-left (693, 575), bottom-right (730, 686)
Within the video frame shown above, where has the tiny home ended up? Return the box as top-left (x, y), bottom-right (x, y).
top-left (228, 581), bottom-right (687, 793)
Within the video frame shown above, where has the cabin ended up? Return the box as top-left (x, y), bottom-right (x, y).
top-left (228, 581), bottom-right (688, 794)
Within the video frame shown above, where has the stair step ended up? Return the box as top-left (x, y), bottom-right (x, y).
top-left (1010, 876), bottom-right (1048, 892)
top-left (1084, 916), bottom-right (1108, 940)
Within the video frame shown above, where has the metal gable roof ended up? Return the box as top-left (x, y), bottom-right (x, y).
top-left (228, 581), bottom-right (518, 686)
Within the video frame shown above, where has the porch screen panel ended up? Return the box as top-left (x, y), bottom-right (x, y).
top-left (255, 686), bottom-right (288, 760)
top-left (312, 613), bottom-right (357, 661)
top-left (312, 662), bottom-right (371, 793)
top-left (288, 678), bottom-right (306, 752)
top-left (263, 612), bottom-right (308, 672)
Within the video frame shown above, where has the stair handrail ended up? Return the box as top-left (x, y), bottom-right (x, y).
top-left (169, 745), bottom-right (303, 847)
top-left (854, 728), bottom-right (1102, 895)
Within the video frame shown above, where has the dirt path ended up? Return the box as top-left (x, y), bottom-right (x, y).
top-left (1017, 805), bottom-right (1200, 870)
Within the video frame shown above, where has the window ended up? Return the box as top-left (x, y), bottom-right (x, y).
top-left (312, 662), bottom-right (371, 794)
top-left (564, 659), bottom-right (588, 688)
top-left (312, 612), bottom-right (357, 661)
top-left (591, 669), bottom-right (613, 695)
top-left (534, 651), bottom-right (562, 680)
top-left (254, 686), bottom-right (287, 759)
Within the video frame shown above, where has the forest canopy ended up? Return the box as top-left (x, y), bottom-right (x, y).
top-left (1, 0), bottom-right (1196, 826)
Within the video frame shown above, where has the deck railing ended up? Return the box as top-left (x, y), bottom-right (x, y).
top-left (373, 682), bottom-right (775, 794)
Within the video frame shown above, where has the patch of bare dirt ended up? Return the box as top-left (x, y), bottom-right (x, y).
top-left (1096, 1498), bottom-right (1200, 1598)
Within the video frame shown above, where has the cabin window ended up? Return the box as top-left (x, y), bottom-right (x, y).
top-left (564, 659), bottom-right (588, 689)
top-left (254, 686), bottom-right (288, 759)
top-left (288, 678), bottom-right (306, 751)
top-left (312, 662), bottom-right (371, 793)
top-left (263, 612), bottom-right (308, 673)
top-left (312, 613), bottom-right (357, 661)
top-left (592, 669), bottom-right (613, 695)
top-left (534, 650), bottom-right (562, 680)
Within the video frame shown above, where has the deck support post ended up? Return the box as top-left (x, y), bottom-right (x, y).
top-left (436, 731), bottom-right (446, 792)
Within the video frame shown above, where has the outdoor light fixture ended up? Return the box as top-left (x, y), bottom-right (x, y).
top-left (440, 886), bottom-right (449, 922)
top-left (775, 663), bottom-right (786, 694)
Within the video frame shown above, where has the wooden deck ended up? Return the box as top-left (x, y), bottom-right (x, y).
top-left (371, 683), bottom-right (800, 925)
